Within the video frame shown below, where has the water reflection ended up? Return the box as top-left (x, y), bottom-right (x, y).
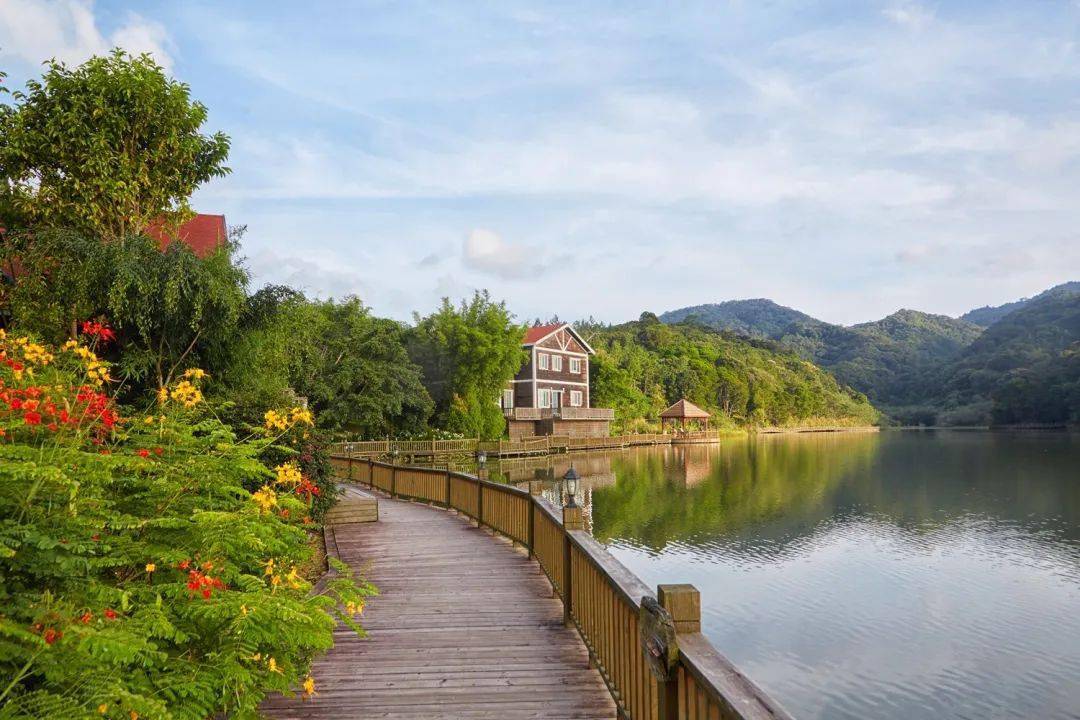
top-left (499, 432), bottom-right (1080, 720)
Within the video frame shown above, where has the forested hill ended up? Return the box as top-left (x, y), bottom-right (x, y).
top-left (580, 314), bottom-right (879, 431)
top-left (659, 299), bottom-right (821, 338)
top-left (935, 289), bottom-right (1080, 425)
top-left (658, 283), bottom-right (1080, 425)
top-left (960, 281), bottom-right (1080, 327)
top-left (659, 300), bottom-right (981, 408)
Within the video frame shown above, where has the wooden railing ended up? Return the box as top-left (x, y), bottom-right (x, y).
top-left (330, 453), bottom-right (794, 720)
top-left (334, 431), bottom-right (721, 459)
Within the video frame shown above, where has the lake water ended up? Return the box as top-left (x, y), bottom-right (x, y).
top-left (494, 431), bottom-right (1080, 720)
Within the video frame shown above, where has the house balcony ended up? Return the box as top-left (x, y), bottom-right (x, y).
top-left (503, 407), bottom-right (615, 421)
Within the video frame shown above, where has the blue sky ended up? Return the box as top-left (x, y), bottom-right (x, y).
top-left (2, 1), bottom-right (1079, 325)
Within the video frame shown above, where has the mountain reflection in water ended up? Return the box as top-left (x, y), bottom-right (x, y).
top-left (497, 432), bottom-right (1080, 720)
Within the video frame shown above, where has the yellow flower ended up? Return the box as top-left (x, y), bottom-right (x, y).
top-left (97, 704), bottom-right (107, 715)
top-left (270, 574), bottom-right (282, 588)
top-left (263, 409), bottom-right (289, 432)
top-left (274, 462), bottom-right (303, 487)
top-left (289, 407), bottom-right (314, 426)
top-left (182, 368), bottom-right (209, 380)
top-left (267, 657), bottom-right (282, 674)
top-left (302, 675), bottom-right (316, 697)
top-left (145, 563), bottom-right (156, 573)
top-left (285, 566), bottom-right (304, 590)
top-left (240, 604), bottom-right (249, 616)
top-left (251, 486), bottom-right (278, 514)
top-left (263, 558), bottom-right (276, 576)
top-left (156, 387), bottom-right (169, 405)
top-left (169, 380), bottom-right (203, 408)
top-left (346, 600), bottom-right (365, 617)
top-left (130, 712), bottom-right (139, 720)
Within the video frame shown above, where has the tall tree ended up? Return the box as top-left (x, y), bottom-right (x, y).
top-left (409, 292), bottom-right (526, 439)
top-left (0, 50), bottom-right (230, 239)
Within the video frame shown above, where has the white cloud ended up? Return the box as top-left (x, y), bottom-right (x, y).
top-left (0, 0), bottom-right (173, 70)
top-left (462, 228), bottom-right (543, 280)
top-left (883, 2), bottom-right (934, 30)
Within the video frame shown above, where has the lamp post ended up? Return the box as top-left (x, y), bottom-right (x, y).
top-left (562, 465), bottom-right (580, 508)
top-left (476, 449), bottom-right (487, 480)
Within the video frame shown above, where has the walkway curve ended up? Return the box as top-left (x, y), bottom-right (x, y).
top-left (262, 492), bottom-right (617, 719)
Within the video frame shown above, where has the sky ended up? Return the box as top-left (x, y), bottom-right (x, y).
top-left (2, 0), bottom-right (1079, 326)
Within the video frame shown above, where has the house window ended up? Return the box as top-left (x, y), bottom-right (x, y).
top-left (501, 389), bottom-right (513, 409)
top-left (569, 357), bottom-right (581, 374)
top-left (538, 389), bottom-right (552, 408)
top-left (570, 390), bottom-right (583, 407)
top-left (552, 355), bottom-right (563, 372)
top-left (538, 353), bottom-right (549, 370)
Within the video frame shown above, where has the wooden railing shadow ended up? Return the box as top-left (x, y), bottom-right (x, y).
top-left (330, 453), bottom-right (794, 720)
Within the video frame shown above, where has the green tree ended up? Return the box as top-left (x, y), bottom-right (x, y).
top-left (408, 292), bottom-right (526, 439)
top-left (0, 50), bottom-right (230, 239)
top-left (221, 290), bottom-right (433, 436)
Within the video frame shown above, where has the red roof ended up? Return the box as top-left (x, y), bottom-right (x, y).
top-left (143, 214), bottom-right (227, 258)
top-left (523, 323), bottom-right (565, 345)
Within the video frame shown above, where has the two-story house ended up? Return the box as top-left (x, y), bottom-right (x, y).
top-left (502, 322), bottom-right (614, 439)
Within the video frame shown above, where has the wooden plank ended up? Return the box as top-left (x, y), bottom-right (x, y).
top-left (262, 495), bottom-right (617, 720)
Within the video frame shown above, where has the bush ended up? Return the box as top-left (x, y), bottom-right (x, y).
top-left (0, 330), bottom-right (374, 719)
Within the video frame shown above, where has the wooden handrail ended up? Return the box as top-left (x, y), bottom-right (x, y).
top-left (330, 453), bottom-right (793, 720)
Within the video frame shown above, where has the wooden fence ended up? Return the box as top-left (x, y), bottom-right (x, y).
top-left (330, 453), bottom-right (792, 720)
top-left (334, 431), bottom-right (722, 459)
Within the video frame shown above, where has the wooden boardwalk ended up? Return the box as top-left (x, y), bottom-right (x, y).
top-left (262, 495), bottom-right (617, 719)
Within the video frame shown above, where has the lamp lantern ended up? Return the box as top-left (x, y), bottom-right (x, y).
top-left (563, 465), bottom-right (580, 508)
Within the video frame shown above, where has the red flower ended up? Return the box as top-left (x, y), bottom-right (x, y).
top-left (136, 449), bottom-right (150, 458)
top-left (80, 320), bottom-right (116, 344)
top-left (80, 612), bottom-right (93, 624)
top-left (153, 447), bottom-right (163, 456)
top-left (104, 609), bottom-right (118, 620)
top-left (43, 628), bottom-right (61, 645)
top-left (23, 411), bottom-right (41, 425)
top-left (178, 559), bottom-right (191, 570)
top-left (91, 534), bottom-right (100, 541)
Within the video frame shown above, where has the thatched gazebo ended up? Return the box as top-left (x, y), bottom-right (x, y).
top-left (659, 399), bottom-right (711, 432)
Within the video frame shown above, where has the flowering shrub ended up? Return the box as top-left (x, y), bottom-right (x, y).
top-left (0, 332), bottom-right (374, 719)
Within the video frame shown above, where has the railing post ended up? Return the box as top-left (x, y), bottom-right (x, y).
top-left (445, 467), bottom-right (452, 508)
top-left (477, 478), bottom-right (484, 526)
top-left (562, 505), bottom-right (583, 627)
top-left (657, 583), bottom-right (701, 720)
top-left (527, 497), bottom-right (536, 559)
top-left (367, 457), bottom-right (373, 487)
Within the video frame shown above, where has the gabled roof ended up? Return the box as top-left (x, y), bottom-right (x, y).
top-left (522, 322), bottom-right (595, 355)
top-left (143, 214), bottom-right (227, 258)
top-left (660, 398), bottom-right (711, 419)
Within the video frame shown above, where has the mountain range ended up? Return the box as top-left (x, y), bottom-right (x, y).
top-left (658, 282), bottom-right (1080, 426)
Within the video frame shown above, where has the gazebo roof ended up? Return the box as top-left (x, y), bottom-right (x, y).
top-left (659, 399), bottom-right (711, 419)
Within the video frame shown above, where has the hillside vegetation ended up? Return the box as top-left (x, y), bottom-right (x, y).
top-left (660, 282), bottom-right (1080, 426)
top-left (660, 301), bottom-right (981, 408)
top-left (960, 281), bottom-right (1080, 327)
top-left (581, 314), bottom-right (879, 431)
top-left (934, 291), bottom-right (1080, 425)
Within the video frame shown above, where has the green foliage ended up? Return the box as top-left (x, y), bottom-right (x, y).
top-left (221, 289), bottom-right (433, 436)
top-left (0, 50), bottom-right (230, 239)
top-left (661, 300), bottom-right (982, 408)
top-left (0, 333), bottom-right (373, 719)
top-left (0, 230), bottom-right (249, 396)
top-left (938, 290), bottom-right (1080, 425)
top-left (584, 315), bottom-right (879, 429)
top-left (407, 292), bottom-right (526, 439)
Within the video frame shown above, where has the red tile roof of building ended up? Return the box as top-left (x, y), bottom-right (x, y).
top-left (523, 323), bottom-right (565, 345)
top-left (143, 214), bottom-right (227, 258)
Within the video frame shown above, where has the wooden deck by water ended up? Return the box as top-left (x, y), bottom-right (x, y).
top-left (262, 495), bottom-right (617, 719)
